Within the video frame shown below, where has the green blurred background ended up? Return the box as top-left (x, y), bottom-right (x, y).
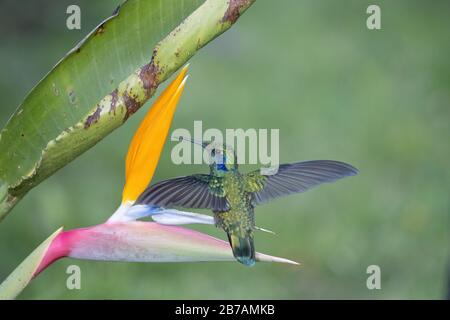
top-left (0, 0), bottom-right (449, 299)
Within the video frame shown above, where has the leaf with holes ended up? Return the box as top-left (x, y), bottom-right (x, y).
top-left (0, 0), bottom-right (255, 220)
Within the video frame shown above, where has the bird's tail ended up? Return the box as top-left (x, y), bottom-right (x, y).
top-left (227, 233), bottom-right (255, 267)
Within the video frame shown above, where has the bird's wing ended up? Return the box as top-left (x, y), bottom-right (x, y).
top-left (136, 174), bottom-right (229, 211)
top-left (244, 160), bottom-right (358, 205)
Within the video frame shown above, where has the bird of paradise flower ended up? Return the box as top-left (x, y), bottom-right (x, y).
top-left (0, 66), bottom-right (297, 300)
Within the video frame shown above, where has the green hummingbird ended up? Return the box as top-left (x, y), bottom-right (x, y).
top-left (136, 137), bottom-right (358, 266)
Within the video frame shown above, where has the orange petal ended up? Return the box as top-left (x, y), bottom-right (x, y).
top-left (122, 66), bottom-right (188, 203)
top-left (125, 65), bottom-right (188, 178)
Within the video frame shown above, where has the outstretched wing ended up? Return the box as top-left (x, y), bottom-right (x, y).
top-left (245, 160), bottom-right (358, 205)
top-left (136, 174), bottom-right (229, 211)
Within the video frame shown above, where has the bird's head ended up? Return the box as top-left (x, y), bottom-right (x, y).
top-left (177, 136), bottom-right (237, 173)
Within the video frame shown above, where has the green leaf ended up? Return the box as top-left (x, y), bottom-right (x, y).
top-left (0, 228), bottom-right (63, 300)
top-left (0, 0), bottom-right (255, 220)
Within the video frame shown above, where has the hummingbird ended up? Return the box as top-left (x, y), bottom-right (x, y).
top-left (135, 137), bottom-right (358, 266)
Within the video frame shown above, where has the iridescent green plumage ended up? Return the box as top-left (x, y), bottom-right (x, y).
top-left (136, 139), bottom-right (358, 266)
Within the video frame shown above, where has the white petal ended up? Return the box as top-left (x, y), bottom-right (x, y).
top-left (151, 209), bottom-right (214, 225)
top-left (254, 226), bottom-right (276, 235)
top-left (107, 203), bottom-right (215, 225)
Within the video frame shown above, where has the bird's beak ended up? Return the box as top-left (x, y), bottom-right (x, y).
top-left (178, 136), bottom-right (209, 149)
